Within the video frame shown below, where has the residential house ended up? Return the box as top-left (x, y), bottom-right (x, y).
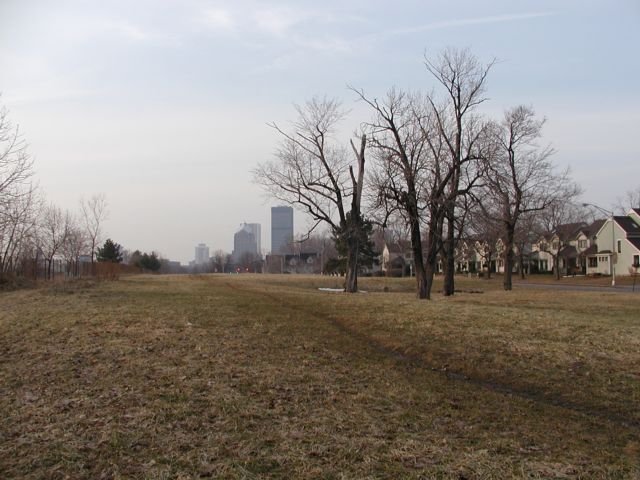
top-left (531, 222), bottom-right (591, 276)
top-left (586, 210), bottom-right (640, 276)
top-left (381, 240), bottom-right (411, 276)
top-left (529, 235), bottom-right (553, 273)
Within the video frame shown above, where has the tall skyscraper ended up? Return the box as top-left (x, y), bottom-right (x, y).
top-left (271, 206), bottom-right (293, 254)
top-left (232, 223), bottom-right (259, 262)
top-left (246, 223), bottom-right (261, 255)
top-left (195, 243), bottom-right (209, 265)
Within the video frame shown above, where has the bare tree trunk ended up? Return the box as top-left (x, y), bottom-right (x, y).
top-left (503, 225), bottom-right (515, 290)
top-left (442, 213), bottom-right (456, 296)
top-left (344, 232), bottom-right (359, 293)
top-left (411, 215), bottom-right (428, 299)
top-left (519, 250), bottom-right (526, 280)
top-left (554, 256), bottom-right (561, 280)
top-left (424, 261), bottom-right (435, 299)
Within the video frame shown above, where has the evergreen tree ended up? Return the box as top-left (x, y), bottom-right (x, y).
top-left (327, 214), bottom-right (378, 273)
top-left (139, 252), bottom-right (161, 271)
top-left (129, 249), bottom-right (143, 267)
top-left (97, 238), bottom-right (123, 263)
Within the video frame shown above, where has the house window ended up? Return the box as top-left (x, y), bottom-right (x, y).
top-left (552, 241), bottom-right (559, 250)
top-left (617, 240), bottom-right (622, 254)
top-left (578, 240), bottom-right (587, 248)
top-left (634, 255), bottom-right (640, 268)
top-left (589, 257), bottom-right (597, 268)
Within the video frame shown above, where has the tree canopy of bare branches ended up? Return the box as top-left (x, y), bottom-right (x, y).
top-left (354, 48), bottom-right (492, 299)
top-left (39, 204), bottom-right (71, 280)
top-left (353, 87), bottom-right (436, 298)
top-left (253, 97), bottom-right (368, 292)
top-left (480, 105), bottom-right (579, 289)
top-left (424, 48), bottom-right (494, 296)
top-left (0, 98), bottom-right (39, 281)
top-left (80, 193), bottom-right (108, 264)
top-left (615, 185), bottom-right (640, 214)
top-left (0, 101), bottom-right (34, 207)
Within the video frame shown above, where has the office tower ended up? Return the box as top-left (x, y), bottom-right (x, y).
top-left (246, 223), bottom-right (261, 255)
top-left (195, 243), bottom-right (209, 265)
top-left (233, 223), bottom-right (258, 262)
top-left (271, 206), bottom-right (293, 254)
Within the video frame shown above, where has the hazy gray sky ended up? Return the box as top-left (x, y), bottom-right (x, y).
top-left (1, 0), bottom-right (639, 263)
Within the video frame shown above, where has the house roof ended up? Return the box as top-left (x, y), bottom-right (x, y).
top-left (385, 239), bottom-right (411, 254)
top-left (581, 219), bottom-right (606, 237)
top-left (615, 216), bottom-right (640, 236)
top-left (632, 208), bottom-right (640, 217)
top-left (556, 222), bottom-right (588, 240)
top-left (580, 244), bottom-right (597, 257)
top-left (627, 237), bottom-right (640, 252)
top-left (559, 245), bottom-right (578, 258)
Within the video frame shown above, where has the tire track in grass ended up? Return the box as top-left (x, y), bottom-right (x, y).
top-left (223, 280), bottom-right (640, 432)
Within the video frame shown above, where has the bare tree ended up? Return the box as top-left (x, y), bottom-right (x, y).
top-left (354, 88), bottom-right (435, 298)
top-left (480, 105), bottom-right (577, 290)
top-left (61, 214), bottom-right (87, 277)
top-left (39, 204), bottom-right (71, 280)
top-left (253, 97), bottom-right (367, 292)
top-left (212, 249), bottom-right (227, 273)
top-left (0, 188), bottom-right (40, 280)
top-left (0, 99), bottom-right (40, 281)
top-left (424, 47), bottom-right (494, 296)
top-left (467, 203), bottom-right (503, 278)
top-left (80, 193), bottom-right (108, 265)
top-left (354, 48), bottom-right (491, 299)
top-left (513, 211), bottom-right (540, 279)
top-left (0, 99), bottom-right (35, 207)
top-left (536, 198), bottom-right (586, 280)
top-left (614, 185), bottom-right (640, 214)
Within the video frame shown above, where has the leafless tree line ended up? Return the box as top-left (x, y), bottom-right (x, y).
top-left (0, 98), bottom-right (109, 282)
top-left (255, 47), bottom-right (584, 297)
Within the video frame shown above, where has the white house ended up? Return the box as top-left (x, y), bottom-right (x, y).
top-left (586, 210), bottom-right (640, 276)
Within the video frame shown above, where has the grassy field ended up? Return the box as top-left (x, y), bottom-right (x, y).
top-left (1, 274), bottom-right (639, 479)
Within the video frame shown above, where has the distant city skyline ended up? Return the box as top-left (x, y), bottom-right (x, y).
top-left (1, 0), bottom-right (638, 263)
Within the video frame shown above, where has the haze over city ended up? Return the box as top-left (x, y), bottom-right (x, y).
top-left (1, 0), bottom-right (639, 263)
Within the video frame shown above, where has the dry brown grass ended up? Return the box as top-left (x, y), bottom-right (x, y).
top-left (1, 274), bottom-right (639, 479)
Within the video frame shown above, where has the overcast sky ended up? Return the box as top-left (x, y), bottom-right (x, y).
top-left (1, 0), bottom-right (639, 263)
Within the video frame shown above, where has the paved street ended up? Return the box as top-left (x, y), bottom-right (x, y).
top-left (516, 282), bottom-right (639, 293)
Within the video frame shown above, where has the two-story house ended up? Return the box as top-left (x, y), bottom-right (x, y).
top-left (586, 209), bottom-right (640, 276)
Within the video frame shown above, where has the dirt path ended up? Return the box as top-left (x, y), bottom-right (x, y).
top-left (226, 280), bottom-right (640, 431)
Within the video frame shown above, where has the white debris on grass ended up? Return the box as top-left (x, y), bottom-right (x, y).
top-left (318, 288), bottom-right (368, 293)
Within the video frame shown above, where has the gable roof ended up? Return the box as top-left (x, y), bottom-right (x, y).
top-left (384, 240), bottom-right (411, 255)
top-left (627, 237), bottom-right (640, 252)
top-left (559, 245), bottom-right (578, 258)
top-left (581, 219), bottom-right (605, 237)
top-left (615, 216), bottom-right (640, 236)
top-left (556, 222), bottom-right (588, 241)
